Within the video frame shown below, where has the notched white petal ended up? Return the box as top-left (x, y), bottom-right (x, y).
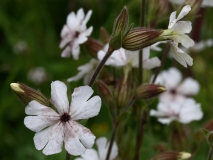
top-left (51, 81), bottom-right (69, 114)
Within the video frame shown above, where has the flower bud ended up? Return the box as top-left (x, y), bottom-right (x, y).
top-left (10, 83), bottom-right (49, 106)
top-left (84, 37), bottom-right (104, 58)
top-left (109, 6), bottom-right (133, 50)
top-left (136, 84), bottom-right (166, 99)
top-left (96, 80), bottom-right (114, 105)
top-left (114, 73), bottom-right (134, 108)
top-left (152, 151), bottom-right (191, 160)
top-left (122, 27), bottom-right (163, 51)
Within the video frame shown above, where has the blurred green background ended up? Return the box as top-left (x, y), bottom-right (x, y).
top-left (1, 0), bottom-right (213, 159)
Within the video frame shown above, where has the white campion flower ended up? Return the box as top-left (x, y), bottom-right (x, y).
top-left (60, 8), bottom-right (93, 60)
top-left (190, 39), bottom-right (213, 52)
top-left (24, 80), bottom-right (101, 155)
top-left (169, 0), bottom-right (213, 7)
top-left (75, 137), bottom-right (118, 160)
top-left (98, 43), bottom-right (161, 69)
top-left (27, 67), bottom-right (48, 85)
top-left (150, 98), bottom-right (203, 124)
top-left (67, 58), bottom-right (99, 85)
top-left (153, 67), bottom-right (200, 103)
top-left (162, 5), bottom-right (194, 67)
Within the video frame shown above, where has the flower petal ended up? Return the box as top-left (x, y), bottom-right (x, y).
top-left (170, 34), bottom-right (194, 48)
top-left (177, 77), bottom-right (200, 95)
top-left (143, 57), bottom-right (161, 69)
top-left (51, 81), bottom-right (69, 114)
top-left (42, 122), bottom-right (64, 155)
top-left (176, 5), bottom-right (191, 21)
top-left (79, 149), bottom-right (99, 160)
top-left (158, 118), bottom-right (174, 124)
top-left (33, 124), bottom-right (54, 150)
top-left (61, 45), bottom-right (72, 58)
top-left (71, 40), bottom-right (80, 60)
top-left (24, 115), bottom-right (59, 132)
top-left (82, 10), bottom-right (92, 26)
top-left (96, 137), bottom-right (107, 158)
top-left (170, 42), bottom-right (193, 67)
top-left (64, 121), bottom-right (95, 156)
top-left (179, 99), bottom-right (203, 123)
top-left (25, 100), bottom-right (59, 116)
top-left (76, 8), bottom-right (85, 22)
top-left (168, 11), bottom-right (177, 29)
top-left (71, 96), bottom-right (101, 120)
top-left (171, 21), bottom-right (192, 34)
top-left (67, 12), bottom-right (78, 30)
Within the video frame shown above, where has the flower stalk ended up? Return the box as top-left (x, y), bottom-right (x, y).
top-left (88, 47), bottom-right (114, 87)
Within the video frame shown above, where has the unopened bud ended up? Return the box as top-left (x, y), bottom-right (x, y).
top-left (84, 37), bottom-right (104, 58)
top-left (109, 6), bottom-right (133, 50)
top-left (152, 151), bottom-right (191, 160)
top-left (10, 83), bottom-right (49, 106)
top-left (96, 80), bottom-right (114, 105)
top-left (122, 28), bottom-right (163, 51)
top-left (136, 84), bottom-right (166, 99)
top-left (114, 74), bottom-right (133, 108)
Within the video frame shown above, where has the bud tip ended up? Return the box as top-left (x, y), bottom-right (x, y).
top-left (10, 83), bottom-right (24, 93)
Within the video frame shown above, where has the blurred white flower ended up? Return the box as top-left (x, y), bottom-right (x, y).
top-left (98, 43), bottom-right (161, 69)
top-left (190, 39), bottom-right (213, 52)
top-left (67, 58), bottom-right (99, 85)
top-left (75, 137), bottom-right (118, 160)
top-left (13, 40), bottom-right (28, 54)
top-left (162, 5), bottom-right (194, 67)
top-left (27, 67), bottom-right (48, 85)
top-left (60, 8), bottom-right (93, 60)
top-left (24, 81), bottom-right (101, 155)
top-left (150, 98), bottom-right (203, 124)
top-left (153, 67), bottom-right (200, 103)
top-left (169, 0), bottom-right (213, 7)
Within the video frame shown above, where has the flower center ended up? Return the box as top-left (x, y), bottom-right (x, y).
top-left (170, 89), bottom-right (176, 95)
top-left (75, 32), bottom-right (80, 38)
top-left (60, 113), bottom-right (70, 123)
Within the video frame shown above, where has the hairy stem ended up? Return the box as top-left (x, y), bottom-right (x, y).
top-left (134, 109), bottom-right (147, 160)
top-left (208, 147), bottom-right (213, 160)
top-left (105, 122), bottom-right (118, 160)
top-left (88, 47), bottom-right (114, 87)
top-left (138, 0), bottom-right (147, 84)
top-left (66, 151), bottom-right (71, 160)
top-left (151, 44), bottom-right (170, 83)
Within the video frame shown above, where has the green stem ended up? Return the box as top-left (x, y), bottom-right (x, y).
top-left (105, 122), bottom-right (118, 160)
top-left (88, 47), bottom-right (114, 87)
top-left (66, 151), bottom-right (71, 160)
top-left (151, 44), bottom-right (170, 83)
top-left (133, 109), bottom-right (147, 160)
top-left (138, 0), bottom-right (146, 84)
top-left (208, 147), bottom-right (213, 160)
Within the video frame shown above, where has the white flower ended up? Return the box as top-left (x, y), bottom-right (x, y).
top-left (98, 43), bottom-right (161, 69)
top-left (75, 137), bottom-right (118, 160)
top-left (190, 39), bottom-right (213, 52)
top-left (24, 81), bottom-right (101, 155)
top-left (153, 67), bottom-right (200, 103)
top-left (162, 5), bottom-right (194, 67)
top-left (27, 67), bottom-right (48, 85)
top-left (67, 58), bottom-right (99, 85)
top-left (169, 0), bottom-right (213, 7)
top-left (150, 98), bottom-right (203, 124)
top-left (60, 8), bottom-right (93, 60)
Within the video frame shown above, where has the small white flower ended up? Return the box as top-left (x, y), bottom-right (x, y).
top-left (24, 81), bottom-right (101, 155)
top-left (67, 58), bottom-right (99, 85)
top-left (162, 5), bottom-right (194, 67)
top-left (27, 67), bottom-right (48, 85)
top-left (13, 40), bottom-right (28, 54)
top-left (60, 8), bottom-right (93, 60)
top-left (169, 0), bottom-right (213, 7)
top-left (75, 137), bottom-right (118, 160)
top-left (98, 43), bottom-right (161, 69)
top-left (150, 98), bottom-right (203, 124)
top-left (153, 67), bottom-right (200, 103)
top-left (190, 39), bottom-right (213, 52)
